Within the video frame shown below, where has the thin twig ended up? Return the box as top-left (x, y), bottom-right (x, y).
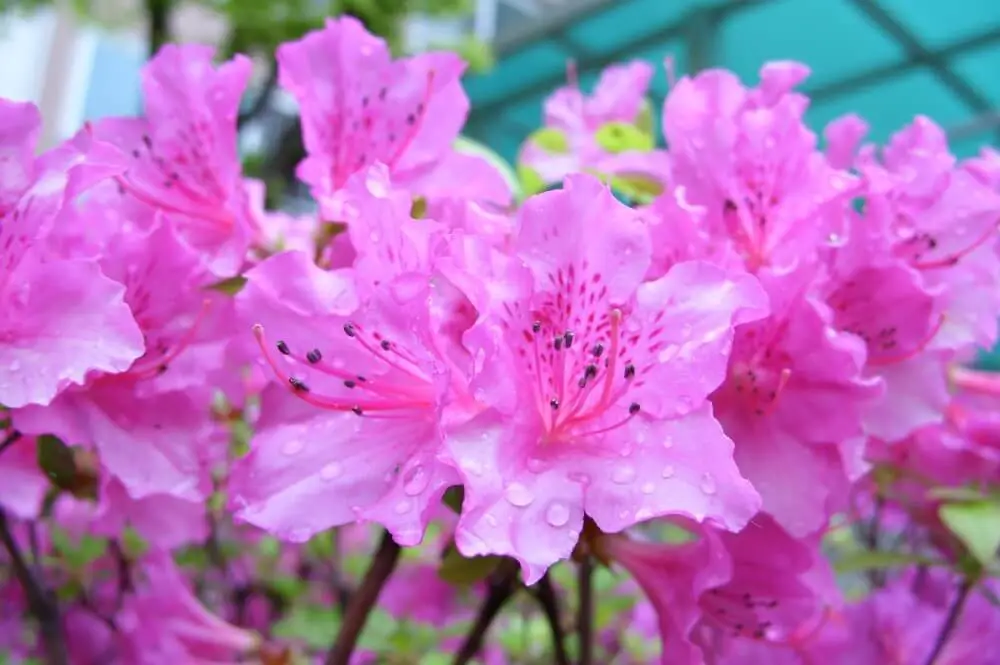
top-left (452, 559), bottom-right (521, 665)
top-left (324, 530), bottom-right (401, 665)
top-left (577, 556), bottom-right (594, 665)
top-left (922, 577), bottom-right (975, 665)
top-left (532, 574), bottom-right (571, 665)
top-left (0, 509), bottom-right (68, 665)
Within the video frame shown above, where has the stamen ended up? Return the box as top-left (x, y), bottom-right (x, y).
top-left (277, 341), bottom-right (290, 355)
top-left (623, 363), bottom-right (636, 380)
top-left (306, 349), bottom-right (322, 363)
top-left (563, 330), bottom-right (575, 348)
top-left (127, 299), bottom-right (212, 380)
top-left (592, 343), bottom-right (604, 357)
top-left (343, 323), bottom-right (356, 337)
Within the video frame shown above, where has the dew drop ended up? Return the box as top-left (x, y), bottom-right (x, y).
top-left (544, 501), bottom-right (570, 527)
top-left (567, 471), bottom-right (592, 486)
top-left (282, 439), bottom-right (304, 456)
top-left (394, 499), bottom-right (412, 515)
top-left (662, 465), bottom-right (676, 479)
top-left (641, 482), bottom-right (655, 495)
top-left (700, 472), bottom-right (717, 495)
top-left (7, 360), bottom-right (20, 373)
top-left (611, 465), bottom-right (636, 485)
top-left (486, 514), bottom-right (498, 527)
top-left (402, 465), bottom-right (429, 496)
top-left (464, 460), bottom-right (483, 476)
top-left (635, 507), bottom-right (653, 521)
top-left (662, 435), bottom-right (673, 449)
top-left (320, 462), bottom-right (342, 481)
top-left (504, 482), bottom-right (535, 507)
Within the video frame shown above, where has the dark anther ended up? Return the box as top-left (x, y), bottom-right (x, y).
top-left (592, 343), bottom-right (604, 357)
top-left (289, 377), bottom-right (309, 392)
top-left (131, 149), bottom-right (140, 158)
top-left (624, 364), bottom-right (636, 380)
top-left (343, 323), bottom-right (357, 337)
top-left (142, 134), bottom-right (152, 148)
top-left (628, 402), bottom-right (641, 415)
top-left (584, 364), bottom-right (598, 380)
top-left (379, 87), bottom-right (387, 100)
top-left (562, 331), bottom-right (575, 348)
top-left (156, 364), bottom-right (169, 375)
top-left (550, 398), bottom-right (560, 410)
top-left (357, 375), bottom-right (367, 383)
top-left (277, 340), bottom-right (291, 355)
top-left (306, 349), bottom-right (322, 363)
top-left (351, 405), bottom-right (363, 416)
top-left (577, 377), bottom-right (588, 388)
top-left (531, 321), bottom-right (542, 333)
top-left (406, 113), bottom-right (416, 125)
top-left (362, 96), bottom-right (369, 107)
top-left (344, 380), bottom-right (356, 389)
top-left (723, 199), bottom-right (737, 212)
top-left (380, 339), bottom-right (391, 351)
top-left (554, 337), bottom-right (563, 351)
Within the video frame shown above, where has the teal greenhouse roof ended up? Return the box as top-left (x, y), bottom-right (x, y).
top-left (462, 0), bottom-right (1000, 165)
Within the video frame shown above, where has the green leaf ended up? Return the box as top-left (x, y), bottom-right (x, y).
top-left (272, 605), bottom-right (340, 650)
top-left (437, 547), bottom-right (502, 586)
top-left (36, 434), bottom-right (77, 490)
top-left (528, 127), bottom-right (569, 154)
top-left (833, 549), bottom-right (943, 574)
top-left (442, 485), bottom-right (464, 513)
top-left (928, 486), bottom-right (991, 502)
top-left (49, 528), bottom-right (107, 570)
top-left (410, 196), bottom-right (428, 219)
top-left (419, 652), bottom-right (452, 665)
top-left (121, 527), bottom-right (149, 558)
top-left (594, 122), bottom-right (655, 154)
top-left (207, 275), bottom-right (248, 295)
top-left (269, 574), bottom-right (307, 600)
top-left (517, 164), bottom-right (546, 198)
top-left (940, 499), bottom-right (1000, 565)
top-left (607, 173), bottom-right (664, 203)
top-left (258, 535), bottom-right (282, 559)
top-left (634, 100), bottom-right (655, 140)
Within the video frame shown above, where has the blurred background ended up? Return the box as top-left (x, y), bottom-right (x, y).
top-left (2, 0), bottom-right (1000, 357)
top-left (2, 0), bottom-right (999, 185)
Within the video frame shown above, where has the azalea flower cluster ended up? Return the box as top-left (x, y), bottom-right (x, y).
top-left (2, 15), bottom-right (1000, 665)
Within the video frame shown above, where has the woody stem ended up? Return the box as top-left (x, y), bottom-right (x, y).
top-left (452, 559), bottom-right (521, 665)
top-left (324, 530), bottom-right (401, 665)
top-left (577, 555), bottom-right (594, 665)
top-left (0, 509), bottom-right (68, 665)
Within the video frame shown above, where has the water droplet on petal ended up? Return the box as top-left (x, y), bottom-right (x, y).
top-left (641, 482), bottom-right (655, 495)
top-left (611, 465), bottom-right (636, 485)
top-left (700, 472), bottom-right (717, 495)
top-left (486, 514), bottom-right (498, 527)
top-left (662, 465), bottom-right (676, 479)
top-left (544, 501), bottom-right (570, 527)
top-left (568, 471), bottom-right (592, 486)
top-left (394, 499), bottom-right (412, 515)
top-left (504, 482), bottom-right (535, 507)
top-left (282, 439), bottom-right (304, 456)
top-left (287, 527), bottom-right (311, 543)
top-left (402, 464), bottom-right (429, 496)
top-left (635, 507), bottom-right (653, 521)
top-left (320, 462), bottom-right (341, 481)
top-left (662, 435), bottom-right (673, 449)
top-left (464, 460), bottom-right (483, 476)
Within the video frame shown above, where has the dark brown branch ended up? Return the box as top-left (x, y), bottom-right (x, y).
top-left (452, 559), bottom-right (521, 665)
top-left (532, 574), bottom-right (571, 665)
top-left (144, 0), bottom-right (172, 58)
top-left (577, 556), bottom-right (594, 665)
top-left (0, 509), bottom-right (67, 665)
top-left (238, 62), bottom-right (278, 130)
top-left (324, 530), bottom-right (401, 665)
top-left (922, 577), bottom-right (975, 665)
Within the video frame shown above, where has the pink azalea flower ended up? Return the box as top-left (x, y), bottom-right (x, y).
top-left (13, 215), bottom-right (227, 501)
top-left (277, 16), bottom-right (510, 218)
top-left (90, 476), bottom-right (209, 551)
top-left (0, 99), bottom-right (144, 408)
top-left (597, 515), bottom-right (835, 665)
top-left (91, 44), bottom-right (257, 276)
top-left (811, 576), bottom-right (1000, 665)
top-left (712, 266), bottom-right (882, 535)
top-left (662, 64), bottom-right (856, 272)
top-left (228, 168), bottom-right (476, 545)
top-left (114, 553), bottom-right (259, 664)
top-left (521, 60), bottom-right (668, 187)
top-left (446, 174), bottom-right (767, 582)
top-left (0, 432), bottom-right (47, 519)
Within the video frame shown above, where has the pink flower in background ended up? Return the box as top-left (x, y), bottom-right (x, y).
top-left (277, 16), bottom-right (510, 218)
top-left (0, 100), bottom-right (144, 409)
top-left (447, 174), bottom-right (767, 582)
top-left (92, 44), bottom-right (257, 276)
